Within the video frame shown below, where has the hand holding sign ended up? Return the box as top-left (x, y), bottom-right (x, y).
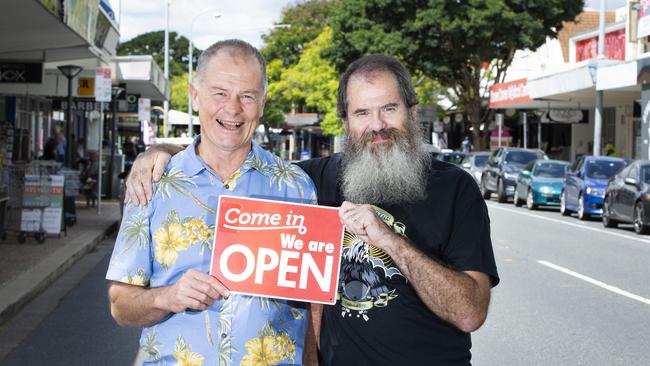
top-left (210, 196), bottom-right (344, 304)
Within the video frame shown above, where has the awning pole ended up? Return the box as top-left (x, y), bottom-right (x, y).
top-left (522, 112), bottom-right (527, 148)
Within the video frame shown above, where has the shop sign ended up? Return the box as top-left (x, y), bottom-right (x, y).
top-left (576, 28), bottom-right (626, 62)
top-left (51, 97), bottom-right (110, 111)
top-left (94, 67), bottom-right (112, 102)
top-left (638, 1), bottom-right (650, 39)
top-left (539, 109), bottom-right (588, 124)
top-left (211, 196), bottom-right (344, 304)
top-left (0, 62), bottom-right (43, 83)
top-left (78, 78), bottom-right (94, 97)
top-left (489, 78), bottom-right (529, 109)
top-left (138, 98), bottom-right (151, 121)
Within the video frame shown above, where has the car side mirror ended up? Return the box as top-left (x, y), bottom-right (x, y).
top-left (521, 170), bottom-right (530, 177)
top-left (624, 177), bottom-right (638, 186)
top-left (462, 162), bottom-right (471, 169)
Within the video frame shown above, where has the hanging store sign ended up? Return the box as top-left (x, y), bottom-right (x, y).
top-left (489, 78), bottom-right (530, 109)
top-left (138, 97), bottom-right (151, 121)
top-left (539, 109), bottom-right (588, 124)
top-left (0, 62), bottom-right (43, 83)
top-left (94, 67), bottom-right (112, 102)
top-left (78, 78), bottom-right (94, 97)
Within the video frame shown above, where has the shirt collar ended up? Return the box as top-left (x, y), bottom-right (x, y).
top-left (180, 135), bottom-right (267, 177)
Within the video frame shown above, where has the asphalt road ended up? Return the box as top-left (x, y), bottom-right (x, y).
top-left (2, 200), bottom-right (649, 365)
top-left (0, 238), bottom-right (141, 366)
top-left (472, 199), bottom-right (650, 365)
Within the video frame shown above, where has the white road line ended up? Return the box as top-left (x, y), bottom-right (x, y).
top-left (538, 260), bottom-right (650, 305)
top-left (486, 201), bottom-right (650, 245)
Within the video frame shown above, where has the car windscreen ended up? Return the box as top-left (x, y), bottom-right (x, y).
top-left (585, 160), bottom-right (624, 179)
top-left (442, 153), bottom-right (465, 165)
top-left (642, 166), bottom-right (650, 184)
top-left (532, 163), bottom-right (567, 178)
top-left (473, 155), bottom-right (488, 167)
top-left (504, 151), bottom-right (540, 167)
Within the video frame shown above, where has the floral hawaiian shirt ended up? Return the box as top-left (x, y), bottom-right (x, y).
top-left (106, 137), bottom-right (317, 366)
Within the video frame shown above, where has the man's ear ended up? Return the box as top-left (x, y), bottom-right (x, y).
top-left (259, 94), bottom-right (267, 117)
top-left (189, 83), bottom-right (199, 112)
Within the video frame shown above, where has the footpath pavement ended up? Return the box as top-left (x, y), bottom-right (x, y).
top-left (0, 200), bottom-right (121, 326)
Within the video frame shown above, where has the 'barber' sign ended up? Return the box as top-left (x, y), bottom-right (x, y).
top-left (210, 196), bottom-right (344, 304)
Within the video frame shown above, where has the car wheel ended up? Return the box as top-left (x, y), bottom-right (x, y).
top-left (480, 178), bottom-right (491, 200)
top-left (602, 196), bottom-right (617, 228)
top-left (514, 186), bottom-right (523, 207)
top-left (560, 191), bottom-right (570, 216)
top-left (526, 189), bottom-right (537, 210)
top-left (497, 179), bottom-right (507, 203)
top-left (577, 194), bottom-right (588, 221)
top-left (633, 202), bottom-right (650, 235)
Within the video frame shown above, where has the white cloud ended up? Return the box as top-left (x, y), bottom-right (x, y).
top-left (110, 0), bottom-right (293, 49)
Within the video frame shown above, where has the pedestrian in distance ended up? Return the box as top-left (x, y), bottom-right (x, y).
top-left (106, 39), bottom-right (318, 365)
top-left (125, 54), bottom-right (499, 365)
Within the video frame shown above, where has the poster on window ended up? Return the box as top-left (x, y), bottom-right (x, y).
top-left (210, 195), bottom-right (344, 304)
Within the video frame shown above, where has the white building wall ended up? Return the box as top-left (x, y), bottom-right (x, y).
top-left (571, 112), bottom-right (595, 160)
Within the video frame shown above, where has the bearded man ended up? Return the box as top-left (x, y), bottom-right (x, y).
top-left (125, 54), bottom-right (499, 365)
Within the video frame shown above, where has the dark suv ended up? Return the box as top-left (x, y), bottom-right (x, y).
top-left (480, 147), bottom-right (547, 202)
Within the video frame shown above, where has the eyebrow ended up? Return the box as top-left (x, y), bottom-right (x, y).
top-left (352, 102), bottom-right (399, 114)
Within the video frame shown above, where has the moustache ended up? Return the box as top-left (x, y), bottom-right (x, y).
top-left (358, 128), bottom-right (404, 145)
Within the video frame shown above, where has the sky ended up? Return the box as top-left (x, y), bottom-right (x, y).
top-left (110, 0), bottom-right (294, 49)
top-left (111, 0), bottom-right (629, 50)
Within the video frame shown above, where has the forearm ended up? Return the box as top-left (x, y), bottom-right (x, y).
top-left (108, 282), bottom-right (172, 327)
top-left (381, 236), bottom-right (490, 332)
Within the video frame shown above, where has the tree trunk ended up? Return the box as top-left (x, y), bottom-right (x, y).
top-left (465, 97), bottom-right (484, 151)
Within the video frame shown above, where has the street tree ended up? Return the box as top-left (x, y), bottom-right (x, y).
top-left (327, 0), bottom-right (583, 148)
top-left (261, 0), bottom-right (336, 127)
top-left (117, 31), bottom-right (201, 80)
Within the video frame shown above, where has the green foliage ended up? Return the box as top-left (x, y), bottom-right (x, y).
top-left (261, 0), bottom-right (336, 129)
top-left (326, 0), bottom-right (584, 146)
top-left (262, 0), bottom-right (336, 68)
top-left (117, 31), bottom-right (202, 80)
top-left (170, 72), bottom-right (189, 112)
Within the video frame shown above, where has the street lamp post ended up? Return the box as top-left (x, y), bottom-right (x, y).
top-left (57, 65), bottom-right (83, 168)
top-left (188, 10), bottom-right (222, 138)
top-left (108, 86), bottom-right (125, 198)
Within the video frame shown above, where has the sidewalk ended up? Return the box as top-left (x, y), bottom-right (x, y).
top-left (0, 200), bottom-right (121, 325)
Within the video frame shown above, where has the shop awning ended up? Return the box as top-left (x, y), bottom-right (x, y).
top-left (490, 59), bottom-right (632, 110)
top-left (0, 0), bottom-right (117, 63)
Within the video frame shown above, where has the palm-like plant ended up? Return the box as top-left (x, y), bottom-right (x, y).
top-left (156, 168), bottom-right (214, 214)
top-left (141, 330), bottom-right (162, 362)
top-left (117, 211), bottom-right (150, 257)
top-left (268, 156), bottom-right (309, 199)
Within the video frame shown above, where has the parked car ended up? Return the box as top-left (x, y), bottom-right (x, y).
top-left (461, 151), bottom-right (491, 183)
top-left (436, 151), bottom-right (467, 166)
top-left (514, 159), bottom-right (570, 210)
top-left (480, 147), bottom-right (547, 203)
top-left (560, 155), bottom-right (626, 220)
top-left (602, 160), bottom-right (650, 234)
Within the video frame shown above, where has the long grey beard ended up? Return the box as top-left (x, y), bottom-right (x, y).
top-left (341, 124), bottom-right (431, 205)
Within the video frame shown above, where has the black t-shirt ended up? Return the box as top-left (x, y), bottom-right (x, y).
top-left (297, 154), bottom-right (499, 366)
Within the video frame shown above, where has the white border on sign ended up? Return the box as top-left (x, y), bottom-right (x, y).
top-left (209, 194), bottom-right (345, 305)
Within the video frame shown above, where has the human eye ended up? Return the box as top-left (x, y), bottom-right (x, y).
top-left (353, 110), bottom-right (369, 118)
top-left (383, 104), bottom-right (397, 112)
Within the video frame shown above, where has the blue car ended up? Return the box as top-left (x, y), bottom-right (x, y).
top-left (560, 156), bottom-right (626, 220)
top-left (514, 160), bottom-right (570, 210)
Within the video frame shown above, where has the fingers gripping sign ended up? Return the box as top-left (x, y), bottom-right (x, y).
top-left (338, 201), bottom-right (394, 251)
top-left (163, 269), bottom-right (230, 313)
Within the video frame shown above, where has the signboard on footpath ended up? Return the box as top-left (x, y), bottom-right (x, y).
top-left (21, 175), bottom-right (64, 234)
top-left (211, 196), bottom-right (345, 304)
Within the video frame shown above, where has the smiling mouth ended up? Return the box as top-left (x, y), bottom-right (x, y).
top-left (217, 119), bottom-right (244, 130)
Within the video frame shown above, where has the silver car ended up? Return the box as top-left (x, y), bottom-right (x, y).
top-left (462, 152), bottom-right (490, 184)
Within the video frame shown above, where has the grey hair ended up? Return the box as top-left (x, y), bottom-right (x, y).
top-left (194, 39), bottom-right (268, 92)
top-left (337, 54), bottom-right (418, 120)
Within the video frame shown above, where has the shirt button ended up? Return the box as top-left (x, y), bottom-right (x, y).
top-left (224, 184), bottom-right (230, 190)
top-left (221, 333), bottom-right (228, 339)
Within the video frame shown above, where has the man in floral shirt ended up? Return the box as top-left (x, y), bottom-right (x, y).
top-left (106, 39), bottom-right (316, 365)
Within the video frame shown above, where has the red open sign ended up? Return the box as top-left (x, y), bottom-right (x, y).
top-left (210, 196), bottom-right (344, 304)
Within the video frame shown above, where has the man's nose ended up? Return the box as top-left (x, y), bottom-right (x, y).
top-left (368, 109), bottom-right (387, 131)
top-left (224, 95), bottom-right (242, 114)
